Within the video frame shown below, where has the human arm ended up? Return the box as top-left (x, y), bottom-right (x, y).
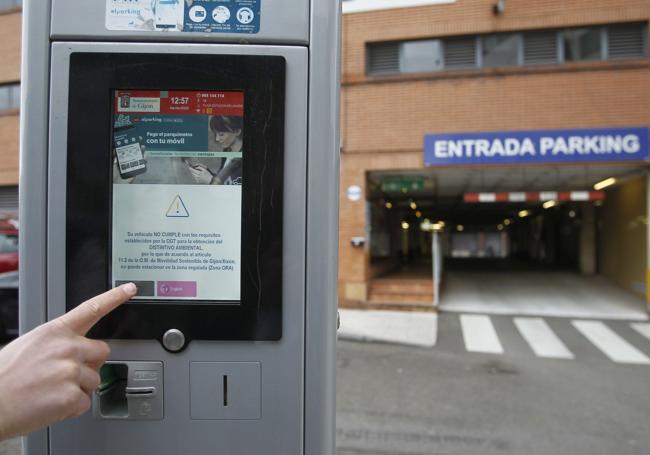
top-left (0, 283), bottom-right (137, 440)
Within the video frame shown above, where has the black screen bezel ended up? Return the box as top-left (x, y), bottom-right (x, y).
top-left (66, 53), bottom-right (285, 342)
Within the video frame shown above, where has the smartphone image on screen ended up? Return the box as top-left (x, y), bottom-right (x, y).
top-left (155, 0), bottom-right (180, 29)
top-left (115, 142), bottom-right (147, 179)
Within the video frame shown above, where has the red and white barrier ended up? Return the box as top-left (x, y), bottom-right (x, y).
top-left (464, 191), bottom-right (605, 203)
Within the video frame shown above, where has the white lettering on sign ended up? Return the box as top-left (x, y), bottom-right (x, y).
top-left (434, 134), bottom-right (642, 160)
top-left (540, 135), bottom-right (640, 156)
top-left (436, 138), bottom-right (536, 158)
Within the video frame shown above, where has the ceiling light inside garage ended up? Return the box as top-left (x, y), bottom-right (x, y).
top-left (593, 177), bottom-right (616, 191)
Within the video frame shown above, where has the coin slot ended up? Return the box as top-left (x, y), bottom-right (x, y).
top-left (223, 375), bottom-right (228, 407)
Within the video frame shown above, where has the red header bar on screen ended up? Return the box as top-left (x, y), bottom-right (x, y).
top-left (115, 90), bottom-right (244, 116)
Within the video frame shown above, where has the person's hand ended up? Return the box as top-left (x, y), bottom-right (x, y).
top-left (0, 283), bottom-right (137, 440)
top-left (188, 164), bottom-right (214, 184)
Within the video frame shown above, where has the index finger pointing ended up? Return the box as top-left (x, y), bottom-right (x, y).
top-left (58, 283), bottom-right (137, 335)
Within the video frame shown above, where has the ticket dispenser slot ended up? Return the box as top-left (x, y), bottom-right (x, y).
top-left (93, 361), bottom-right (164, 420)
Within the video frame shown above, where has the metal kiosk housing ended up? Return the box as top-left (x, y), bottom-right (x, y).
top-left (19, 0), bottom-right (340, 454)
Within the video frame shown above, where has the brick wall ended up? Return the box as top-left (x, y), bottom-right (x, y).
top-left (0, 12), bottom-right (21, 84)
top-left (0, 11), bottom-right (21, 186)
top-left (343, 66), bottom-right (650, 153)
top-left (339, 0), bottom-right (650, 301)
top-left (342, 0), bottom-right (650, 80)
top-left (0, 113), bottom-right (19, 186)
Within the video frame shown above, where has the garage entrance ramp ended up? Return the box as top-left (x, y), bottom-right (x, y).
top-left (440, 269), bottom-right (648, 321)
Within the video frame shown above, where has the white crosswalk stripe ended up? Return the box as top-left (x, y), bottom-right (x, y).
top-left (630, 322), bottom-right (650, 342)
top-left (460, 314), bottom-right (504, 354)
top-left (514, 317), bottom-right (574, 359)
top-left (572, 320), bottom-right (650, 365)
top-left (450, 315), bottom-right (650, 365)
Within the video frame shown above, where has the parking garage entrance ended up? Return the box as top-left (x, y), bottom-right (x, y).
top-left (365, 164), bottom-right (649, 320)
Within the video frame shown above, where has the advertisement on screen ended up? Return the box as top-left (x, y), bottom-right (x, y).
top-left (111, 89), bottom-right (244, 301)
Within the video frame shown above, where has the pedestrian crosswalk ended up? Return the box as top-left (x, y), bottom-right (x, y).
top-left (449, 314), bottom-right (650, 365)
top-left (572, 320), bottom-right (650, 364)
top-left (631, 322), bottom-right (650, 341)
top-left (460, 314), bottom-right (504, 354)
top-left (513, 317), bottom-right (574, 359)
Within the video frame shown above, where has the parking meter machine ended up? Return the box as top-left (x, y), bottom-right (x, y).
top-left (19, 0), bottom-right (340, 454)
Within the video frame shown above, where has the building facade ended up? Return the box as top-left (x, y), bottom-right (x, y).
top-left (0, 0), bottom-right (21, 216)
top-left (339, 0), bottom-right (650, 311)
top-left (2, 0), bottom-right (650, 313)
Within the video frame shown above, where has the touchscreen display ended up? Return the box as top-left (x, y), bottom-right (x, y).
top-left (111, 90), bottom-right (244, 301)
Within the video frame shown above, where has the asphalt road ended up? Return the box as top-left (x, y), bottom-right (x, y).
top-left (336, 313), bottom-right (650, 455)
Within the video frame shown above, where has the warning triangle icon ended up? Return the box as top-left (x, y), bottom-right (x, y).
top-left (166, 195), bottom-right (190, 218)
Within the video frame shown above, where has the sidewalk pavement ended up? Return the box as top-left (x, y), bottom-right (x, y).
top-left (0, 438), bottom-right (20, 455)
top-left (337, 308), bottom-right (438, 348)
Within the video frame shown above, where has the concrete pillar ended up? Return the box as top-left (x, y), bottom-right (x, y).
top-left (580, 204), bottom-right (596, 276)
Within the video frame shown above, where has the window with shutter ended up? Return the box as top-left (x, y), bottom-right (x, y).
top-left (524, 31), bottom-right (558, 65)
top-left (0, 84), bottom-right (20, 111)
top-left (608, 23), bottom-right (646, 59)
top-left (367, 42), bottom-right (400, 75)
top-left (0, 186), bottom-right (18, 215)
top-left (443, 37), bottom-right (477, 69)
top-left (482, 33), bottom-right (521, 67)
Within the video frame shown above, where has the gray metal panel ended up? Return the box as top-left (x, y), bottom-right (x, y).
top-left (190, 362), bottom-right (261, 420)
top-left (19, 0), bottom-right (52, 453)
top-left (51, 0), bottom-right (309, 45)
top-left (47, 42), bottom-right (308, 455)
top-left (304, 0), bottom-right (341, 454)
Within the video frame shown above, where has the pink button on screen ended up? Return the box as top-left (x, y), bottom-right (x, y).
top-left (157, 281), bottom-right (197, 297)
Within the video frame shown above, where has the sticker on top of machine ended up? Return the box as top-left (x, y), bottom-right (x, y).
top-left (105, 0), bottom-right (260, 34)
top-left (184, 0), bottom-right (260, 34)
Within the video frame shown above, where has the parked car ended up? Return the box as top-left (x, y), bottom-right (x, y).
top-left (0, 219), bottom-right (18, 273)
top-left (0, 219), bottom-right (18, 341)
